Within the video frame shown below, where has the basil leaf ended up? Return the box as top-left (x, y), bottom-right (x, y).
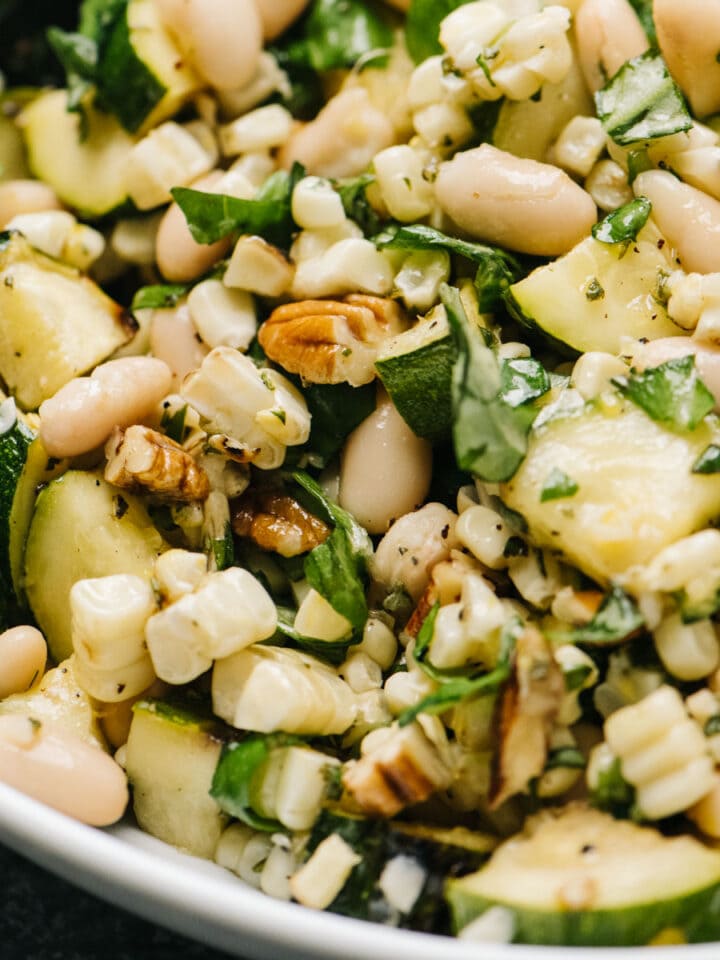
top-left (273, 606), bottom-right (352, 666)
top-left (564, 586), bottom-right (644, 645)
top-left (613, 355), bottom-right (715, 431)
top-left (540, 467), bottom-right (578, 503)
top-left (171, 163), bottom-right (305, 247)
top-left (563, 663), bottom-right (593, 693)
top-left (131, 282), bottom-right (189, 311)
top-left (444, 284), bottom-right (537, 483)
top-left (334, 174), bottom-right (382, 237)
top-left (399, 616), bottom-right (520, 726)
top-left (404, 0), bottom-right (474, 63)
top-left (303, 382), bottom-right (376, 468)
top-left (595, 52), bottom-right (692, 146)
top-left (160, 403), bottom-right (187, 444)
top-left (590, 756), bottom-right (635, 818)
top-left (378, 224), bottom-right (522, 312)
top-left (591, 196), bottom-right (652, 245)
top-left (211, 734), bottom-right (301, 831)
top-left (500, 357), bottom-right (550, 408)
top-left (293, 471), bottom-right (371, 632)
top-left (302, 0), bottom-right (393, 71)
top-left (692, 444), bottom-right (720, 475)
top-left (46, 27), bottom-right (98, 129)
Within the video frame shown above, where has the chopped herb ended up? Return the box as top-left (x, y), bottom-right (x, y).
top-left (595, 52), bottom-right (692, 146)
top-left (692, 444), bottom-right (720, 475)
top-left (404, 0), bottom-right (474, 63)
top-left (293, 471), bottom-right (372, 633)
top-left (500, 357), bottom-right (551, 408)
top-left (444, 285), bottom-right (539, 483)
top-left (503, 535), bottom-right (528, 559)
top-left (627, 148), bottom-right (652, 183)
top-left (273, 606), bottom-right (351, 666)
top-left (209, 522), bottom-right (235, 572)
top-left (131, 282), bottom-right (189, 311)
top-left (291, 0), bottom-right (393, 73)
top-left (210, 733), bottom-right (301, 832)
top-left (160, 404), bottom-right (188, 444)
top-left (540, 468), bottom-right (579, 503)
top-left (613, 355), bottom-right (715, 431)
top-left (592, 197), bottom-right (652, 246)
top-left (302, 381), bottom-right (375, 469)
top-left (590, 756), bottom-right (635, 818)
top-left (334, 173), bottom-right (382, 237)
top-left (585, 278), bottom-right (605, 301)
top-left (560, 585), bottom-right (644, 646)
top-left (563, 663), bottom-right (593, 693)
top-left (378, 224), bottom-right (521, 312)
top-left (171, 163), bottom-right (305, 248)
top-left (704, 715), bottom-right (720, 737)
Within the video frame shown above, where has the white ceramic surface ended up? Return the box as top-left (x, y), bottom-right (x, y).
top-left (0, 778), bottom-right (717, 960)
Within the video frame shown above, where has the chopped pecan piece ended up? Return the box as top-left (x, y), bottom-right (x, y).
top-left (105, 425), bottom-right (210, 502)
top-left (489, 625), bottom-right (564, 809)
top-left (342, 722), bottom-right (453, 817)
top-left (231, 488), bottom-right (330, 558)
top-left (258, 294), bottom-right (408, 386)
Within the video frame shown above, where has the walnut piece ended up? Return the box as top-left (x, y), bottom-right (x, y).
top-left (489, 625), bottom-right (564, 809)
top-left (231, 488), bottom-right (330, 558)
top-left (342, 722), bottom-right (453, 817)
top-left (258, 294), bottom-right (408, 386)
top-left (105, 425), bottom-right (210, 502)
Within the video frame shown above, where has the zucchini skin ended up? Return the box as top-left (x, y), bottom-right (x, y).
top-left (0, 418), bottom-right (34, 628)
top-left (447, 884), bottom-right (720, 946)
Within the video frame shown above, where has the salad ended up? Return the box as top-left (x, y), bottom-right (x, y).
top-left (2, 0), bottom-right (720, 948)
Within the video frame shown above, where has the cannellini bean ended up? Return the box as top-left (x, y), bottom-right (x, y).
top-left (155, 0), bottom-right (262, 90)
top-left (0, 626), bottom-right (46, 700)
top-left (0, 715), bottom-right (128, 825)
top-left (0, 179), bottom-right (61, 229)
top-left (339, 391), bottom-right (431, 535)
top-left (632, 336), bottom-right (720, 409)
top-left (574, 0), bottom-right (649, 93)
top-left (372, 502), bottom-right (460, 601)
top-left (633, 170), bottom-right (720, 274)
top-left (155, 171), bottom-right (230, 283)
top-left (150, 302), bottom-right (208, 390)
top-left (39, 357), bottom-right (172, 458)
top-left (655, 0), bottom-right (720, 119)
top-left (280, 88), bottom-right (395, 180)
top-left (435, 144), bottom-right (597, 256)
top-left (254, 0), bottom-right (310, 40)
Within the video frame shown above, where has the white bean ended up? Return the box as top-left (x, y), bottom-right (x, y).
top-left (0, 626), bottom-right (46, 700)
top-left (156, 0), bottom-right (262, 91)
top-left (372, 503), bottom-right (460, 601)
top-left (655, 0), bottom-right (720, 119)
top-left (155, 171), bottom-right (231, 283)
top-left (254, 0), bottom-right (310, 40)
top-left (39, 357), bottom-right (172, 458)
top-left (280, 88), bottom-right (395, 180)
top-left (435, 144), bottom-right (597, 256)
top-left (632, 336), bottom-right (720, 409)
top-left (339, 392), bottom-right (431, 535)
top-left (150, 302), bottom-right (208, 390)
top-left (574, 0), bottom-right (649, 93)
top-left (633, 170), bottom-right (720, 274)
top-left (0, 715), bottom-right (128, 825)
top-left (0, 180), bottom-right (61, 229)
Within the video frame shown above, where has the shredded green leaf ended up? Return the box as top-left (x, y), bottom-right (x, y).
top-left (692, 443), bottom-right (720, 475)
top-left (540, 467), bottom-right (579, 503)
top-left (613, 355), bottom-right (715, 431)
top-left (171, 163), bottom-right (305, 248)
top-left (595, 52), bottom-right (691, 146)
top-left (592, 197), bottom-right (652, 246)
top-left (444, 285), bottom-right (538, 483)
top-left (404, 0), bottom-right (474, 63)
top-left (561, 586), bottom-right (644, 646)
top-left (131, 283), bottom-right (189, 311)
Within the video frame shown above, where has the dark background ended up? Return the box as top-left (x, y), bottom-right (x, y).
top-left (0, 842), bottom-right (236, 960)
